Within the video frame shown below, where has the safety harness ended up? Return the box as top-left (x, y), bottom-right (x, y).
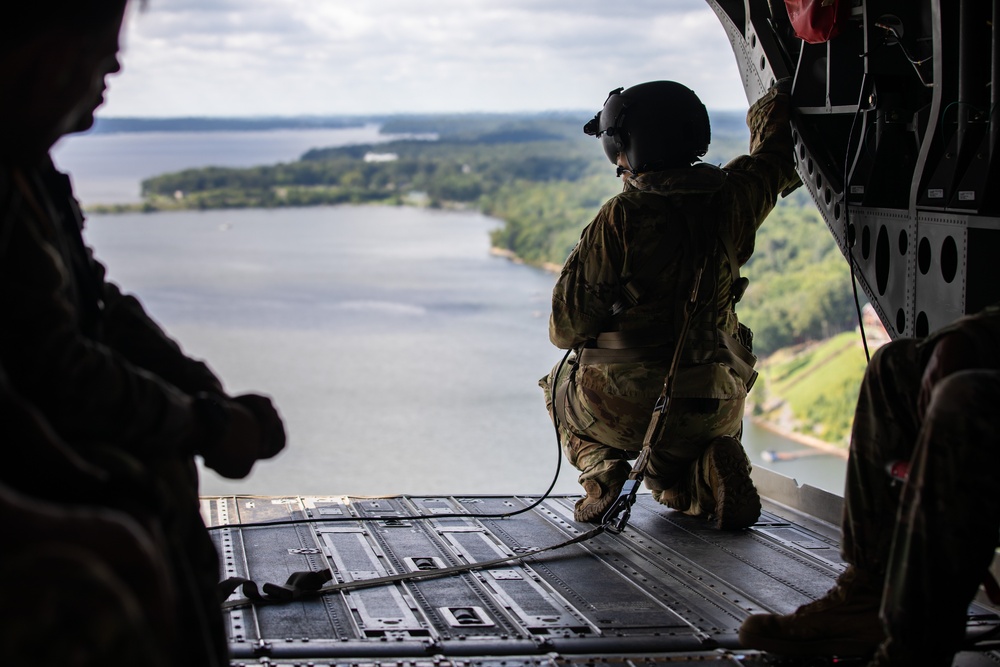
top-left (600, 264), bottom-right (705, 532)
top-left (217, 523), bottom-right (607, 611)
top-left (593, 200), bottom-right (758, 530)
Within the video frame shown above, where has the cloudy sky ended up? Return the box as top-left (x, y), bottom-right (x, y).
top-left (104, 0), bottom-right (751, 118)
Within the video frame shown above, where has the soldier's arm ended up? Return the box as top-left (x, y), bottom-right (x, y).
top-left (549, 200), bottom-right (626, 349)
top-left (0, 206), bottom-right (206, 459)
top-left (100, 277), bottom-right (225, 395)
top-left (0, 211), bottom-right (285, 475)
top-left (720, 86), bottom-right (802, 260)
top-left (0, 164), bottom-right (214, 458)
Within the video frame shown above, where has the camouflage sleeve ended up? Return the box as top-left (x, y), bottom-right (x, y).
top-left (719, 87), bottom-right (802, 263)
top-left (100, 278), bottom-right (225, 395)
top-left (549, 198), bottom-right (627, 349)
top-left (920, 302), bottom-right (1000, 369)
top-left (0, 206), bottom-right (200, 459)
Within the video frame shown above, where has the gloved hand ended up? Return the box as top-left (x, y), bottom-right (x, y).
top-left (232, 393), bottom-right (286, 459)
top-left (196, 393), bottom-right (286, 479)
top-left (773, 76), bottom-right (794, 95)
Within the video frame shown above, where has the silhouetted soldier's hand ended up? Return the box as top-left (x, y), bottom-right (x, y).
top-left (232, 393), bottom-right (286, 459)
top-left (195, 393), bottom-right (286, 479)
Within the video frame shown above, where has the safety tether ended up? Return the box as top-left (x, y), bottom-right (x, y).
top-left (599, 266), bottom-right (704, 533)
top-left (218, 524), bottom-right (606, 611)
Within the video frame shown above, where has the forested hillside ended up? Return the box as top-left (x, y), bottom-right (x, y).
top-left (739, 192), bottom-right (858, 356)
top-left (750, 332), bottom-right (868, 447)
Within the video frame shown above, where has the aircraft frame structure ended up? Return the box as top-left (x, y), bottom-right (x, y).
top-left (707, 0), bottom-right (1000, 339)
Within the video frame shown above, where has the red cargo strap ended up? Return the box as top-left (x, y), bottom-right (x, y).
top-left (784, 0), bottom-right (848, 44)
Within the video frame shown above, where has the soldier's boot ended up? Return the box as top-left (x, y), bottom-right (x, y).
top-left (704, 435), bottom-right (761, 530)
top-left (651, 483), bottom-right (691, 512)
top-left (739, 565), bottom-right (885, 657)
top-left (574, 459), bottom-right (631, 523)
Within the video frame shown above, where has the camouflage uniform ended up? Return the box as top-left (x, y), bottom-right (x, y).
top-left (0, 161), bottom-right (231, 667)
top-left (839, 304), bottom-right (1000, 665)
top-left (0, 478), bottom-right (172, 667)
top-left (541, 88), bottom-right (800, 519)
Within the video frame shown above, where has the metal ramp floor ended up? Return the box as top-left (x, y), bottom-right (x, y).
top-left (204, 470), bottom-right (1000, 666)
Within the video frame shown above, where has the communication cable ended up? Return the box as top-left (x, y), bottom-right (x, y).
top-left (206, 347), bottom-right (574, 531)
top-left (843, 72), bottom-right (873, 364)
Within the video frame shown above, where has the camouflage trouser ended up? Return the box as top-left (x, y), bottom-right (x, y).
top-left (134, 455), bottom-right (229, 667)
top-left (67, 447), bottom-right (228, 667)
top-left (0, 375), bottom-right (226, 667)
top-left (0, 483), bottom-right (171, 667)
top-left (841, 338), bottom-right (1000, 663)
top-left (540, 354), bottom-right (745, 517)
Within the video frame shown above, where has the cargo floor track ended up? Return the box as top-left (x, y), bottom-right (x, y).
top-left (204, 469), bottom-right (1000, 667)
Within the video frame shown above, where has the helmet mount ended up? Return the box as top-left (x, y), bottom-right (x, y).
top-left (583, 81), bottom-right (711, 175)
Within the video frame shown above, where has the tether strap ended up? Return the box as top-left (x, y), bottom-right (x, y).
top-left (719, 230), bottom-right (749, 304)
top-left (219, 524), bottom-right (606, 611)
top-left (600, 266), bottom-right (704, 533)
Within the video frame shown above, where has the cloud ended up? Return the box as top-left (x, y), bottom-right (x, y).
top-left (105, 0), bottom-right (750, 117)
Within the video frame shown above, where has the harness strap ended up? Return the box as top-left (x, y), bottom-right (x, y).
top-left (601, 267), bottom-right (704, 532)
top-left (219, 524), bottom-right (606, 611)
top-left (579, 346), bottom-right (674, 364)
top-left (593, 329), bottom-right (674, 350)
top-left (719, 229), bottom-right (750, 305)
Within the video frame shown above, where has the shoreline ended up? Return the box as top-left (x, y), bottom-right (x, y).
top-left (750, 415), bottom-right (849, 459)
top-left (489, 246), bottom-right (561, 274)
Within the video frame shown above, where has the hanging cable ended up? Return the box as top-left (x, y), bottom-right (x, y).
top-left (206, 347), bottom-right (574, 531)
top-left (842, 72), bottom-right (873, 363)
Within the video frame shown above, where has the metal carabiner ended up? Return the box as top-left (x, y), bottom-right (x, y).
top-left (602, 478), bottom-right (640, 533)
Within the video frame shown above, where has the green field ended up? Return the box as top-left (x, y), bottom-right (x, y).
top-left (751, 331), bottom-right (870, 448)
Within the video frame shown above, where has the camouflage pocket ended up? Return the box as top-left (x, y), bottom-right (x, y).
top-left (737, 322), bottom-right (754, 353)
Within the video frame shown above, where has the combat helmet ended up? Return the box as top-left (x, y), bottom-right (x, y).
top-left (584, 81), bottom-right (711, 174)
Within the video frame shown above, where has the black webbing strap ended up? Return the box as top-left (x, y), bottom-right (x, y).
top-left (719, 229), bottom-right (749, 305)
top-left (218, 524), bottom-right (606, 612)
top-left (217, 569), bottom-right (334, 606)
top-left (593, 328), bottom-right (674, 350)
top-left (579, 345), bottom-right (675, 364)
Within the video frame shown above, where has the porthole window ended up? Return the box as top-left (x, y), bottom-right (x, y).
top-left (941, 236), bottom-right (958, 283)
top-left (917, 237), bottom-right (931, 275)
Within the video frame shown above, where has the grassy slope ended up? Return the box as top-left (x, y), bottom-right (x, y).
top-left (750, 331), bottom-right (870, 448)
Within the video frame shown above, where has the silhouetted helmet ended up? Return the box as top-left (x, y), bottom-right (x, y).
top-left (583, 81), bottom-right (711, 173)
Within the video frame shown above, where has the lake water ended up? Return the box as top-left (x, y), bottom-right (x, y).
top-left (52, 124), bottom-right (416, 205)
top-left (54, 126), bottom-right (848, 498)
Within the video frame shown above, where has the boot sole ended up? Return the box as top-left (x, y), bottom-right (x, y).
top-left (710, 437), bottom-right (761, 530)
top-left (574, 475), bottom-right (627, 523)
